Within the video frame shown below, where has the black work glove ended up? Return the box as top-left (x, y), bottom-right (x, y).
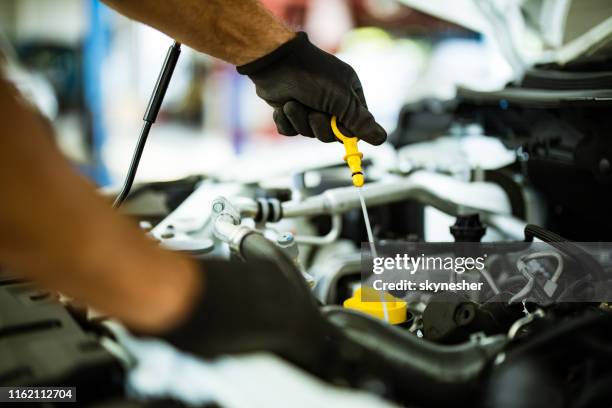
top-left (237, 32), bottom-right (386, 145)
top-left (159, 258), bottom-right (398, 392)
top-left (161, 258), bottom-right (336, 375)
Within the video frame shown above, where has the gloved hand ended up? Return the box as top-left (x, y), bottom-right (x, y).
top-left (237, 32), bottom-right (386, 145)
top-left (161, 258), bottom-right (337, 374)
top-left (159, 257), bottom-right (398, 393)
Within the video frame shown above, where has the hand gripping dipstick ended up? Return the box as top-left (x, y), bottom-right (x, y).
top-left (331, 116), bottom-right (364, 188)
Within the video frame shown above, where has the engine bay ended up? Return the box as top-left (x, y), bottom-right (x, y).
top-left (4, 82), bottom-right (612, 407)
top-left (2, 0), bottom-right (612, 406)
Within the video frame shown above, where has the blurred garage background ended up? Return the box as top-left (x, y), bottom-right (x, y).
top-left (0, 0), bottom-right (511, 187)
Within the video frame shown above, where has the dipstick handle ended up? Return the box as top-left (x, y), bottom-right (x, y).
top-left (331, 116), bottom-right (364, 187)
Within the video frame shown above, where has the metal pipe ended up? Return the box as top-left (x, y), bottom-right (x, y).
top-left (213, 213), bottom-right (256, 254)
top-left (294, 215), bottom-right (343, 245)
top-left (233, 197), bottom-right (259, 218)
top-left (281, 172), bottom-right (526, 240)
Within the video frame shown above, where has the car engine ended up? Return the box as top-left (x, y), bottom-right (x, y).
top-left (2, 1), bottom-right (612, 407)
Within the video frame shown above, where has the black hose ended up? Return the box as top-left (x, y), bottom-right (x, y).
top-left (484, 359), bottom-right (564, 408)
top-left (506, 310), bottom-right (611, 359)
top-left (239, 234), bottom-right (514, 404)
top-left (240, 233), bottom-right (315, 304)
top-left (524, 224), bottom-right (605, 282)
top-left (321, 306), bottom-right (506, 404)
top-left (573, 373), bottom-right (612, 408)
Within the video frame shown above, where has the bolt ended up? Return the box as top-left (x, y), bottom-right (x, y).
top-left (212, 201), bottom-right (224, 213)
top-left (277, 232), bottom-right (294, 245)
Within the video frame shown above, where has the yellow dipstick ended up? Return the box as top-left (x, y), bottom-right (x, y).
top-left (331, 116), bottom-right (364, 187)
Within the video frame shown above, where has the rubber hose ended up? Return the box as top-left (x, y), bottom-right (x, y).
top-left (524, 224), bottom-right (604, 282)
top-left (240, 233), bottom-right (315, 305)
top-left (322, 306), bottom-right (507, 405)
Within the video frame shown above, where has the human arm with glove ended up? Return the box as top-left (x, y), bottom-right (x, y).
top-left (103, 0), bottom-right (386, 145)
top-left (0, 0), bottom-right (386, 369)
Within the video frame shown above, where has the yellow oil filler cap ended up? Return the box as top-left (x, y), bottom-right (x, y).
top-left (343, 286), bottom-right (407, 325)
top-left (331, 116), bottom-right (364, 187)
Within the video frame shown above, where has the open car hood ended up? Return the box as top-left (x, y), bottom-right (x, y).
top-left (398, 0), bottom-right (612, 76)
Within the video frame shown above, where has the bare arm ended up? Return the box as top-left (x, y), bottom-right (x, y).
top-left (0, 77), bottom-right (200, 333)
top-left (103, 0), bottom-right (387, 145)
top-left (102, 0), bottom-right (295, 65)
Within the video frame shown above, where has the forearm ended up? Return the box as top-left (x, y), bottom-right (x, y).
top-left (102, 0), bottom-right (295, 65)
top-left (0, 77), bottom-right (200, 333)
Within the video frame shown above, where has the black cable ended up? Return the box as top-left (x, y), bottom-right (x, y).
top-left (113, 41), bottom-right (182, 208)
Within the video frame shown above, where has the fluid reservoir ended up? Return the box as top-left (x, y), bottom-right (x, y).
top-left (343, 286), bottom-right (407, 325)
